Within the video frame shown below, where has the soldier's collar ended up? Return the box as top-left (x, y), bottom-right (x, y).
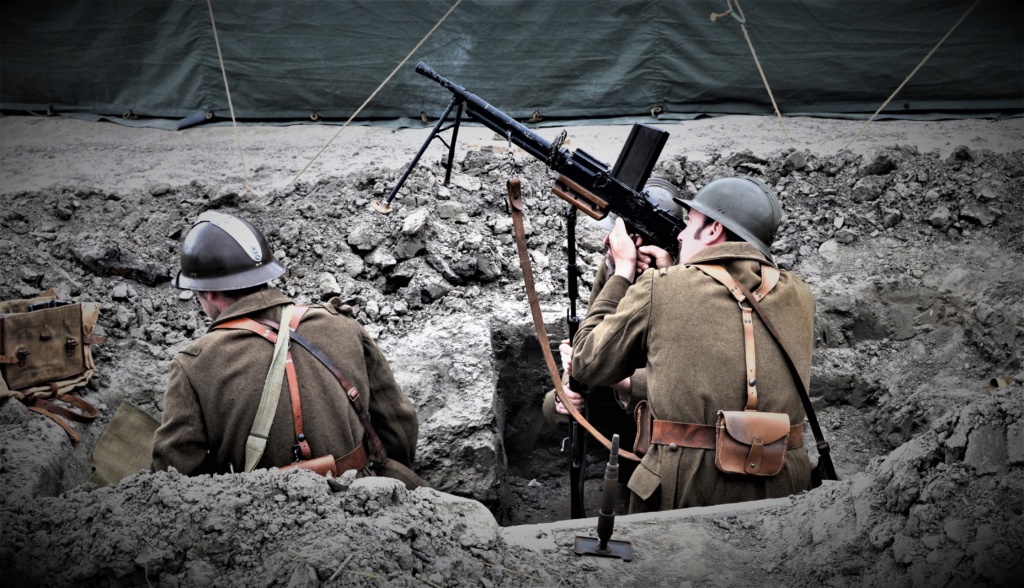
top-left (684, 242), bottom-right (773, 267)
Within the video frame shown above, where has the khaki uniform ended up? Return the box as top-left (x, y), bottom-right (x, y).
top-left (152, 289), bottom-right (419, 475)
top-left (572, 243), bottom-right (815, 511)
top-left (544, 255), bottom-right (647, 428)
top-left (542, 261), bottom-right (647, 428)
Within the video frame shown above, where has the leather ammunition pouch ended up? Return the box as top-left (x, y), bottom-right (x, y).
top-left (279, 444), bottom-right (369, 478)
top-left (715, 410), bottom-right (792, 476)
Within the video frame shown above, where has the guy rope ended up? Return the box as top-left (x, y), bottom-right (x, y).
top-left (290, 0), bottom-right (464, 185)
top-left (843, 0), bottom-right (981, 150)
top-left (711, 0), bottom-right (796, 151)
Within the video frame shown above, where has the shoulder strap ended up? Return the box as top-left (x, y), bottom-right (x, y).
top-left (215, 304), bottom-right (312, 472)
top-left (251, 316), bottom-right (390, 466)
top-left (700, 266), bottom-right (839, 482)
top-left (247, 304), bottom-right (292, 472)
top-left (694, 264), bottom-right (775, 411)
top-left (216, 309), bottom-right (311, 471)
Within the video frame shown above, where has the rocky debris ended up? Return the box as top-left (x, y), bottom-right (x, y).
top-left (1, 134), bottom-right (1022, 587)
top-left (71, 243), bottom-right (170, 286)
top-left (761, 385), bottom-right (1024, 588)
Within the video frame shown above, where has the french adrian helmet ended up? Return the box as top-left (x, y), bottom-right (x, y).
top-left (174, 211), bottom-right (286, 291)
top-left (673, 177), bottom-right (782, 262)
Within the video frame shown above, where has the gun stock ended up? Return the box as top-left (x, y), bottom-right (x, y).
top-left (414, 62), bottom-right (684, 257)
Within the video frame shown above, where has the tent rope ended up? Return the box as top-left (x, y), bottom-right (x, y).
top-left (291, 0), bottom-right (464, 185)
top-left (206, 0), bottom-right (253, 195)
top-left (715, 0), bottom-right (796, 150)
top-left (843, 0), bottom-right (981, 150)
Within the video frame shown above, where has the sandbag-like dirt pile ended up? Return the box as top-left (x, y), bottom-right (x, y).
top-left (1, 116), bottom-right (1022, 586)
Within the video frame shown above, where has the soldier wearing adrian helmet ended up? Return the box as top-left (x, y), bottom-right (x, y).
top-left (572, 177), bottom-right (816, 512)
top-left (152, 212), bottom-right (420, 481)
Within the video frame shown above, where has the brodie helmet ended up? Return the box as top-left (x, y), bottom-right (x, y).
top-left (673, 177), bottom-right (782, 263)
top-left (174, 211), bottom-right (286, 291)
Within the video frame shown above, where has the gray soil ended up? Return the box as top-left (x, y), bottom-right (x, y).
top-left (1, 114), bottom-right (1022, 587)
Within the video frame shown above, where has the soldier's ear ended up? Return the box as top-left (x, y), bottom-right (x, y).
top-left (699, 220), bottom-right (726, 244)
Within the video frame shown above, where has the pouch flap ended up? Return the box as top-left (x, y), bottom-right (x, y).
top-left (718, 410), bottom-right (791, 445)
top-left (626, 460), bottom-right (661, 501)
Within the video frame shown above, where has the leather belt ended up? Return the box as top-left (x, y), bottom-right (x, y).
top-left (651, 419), bottom-right (803, 450)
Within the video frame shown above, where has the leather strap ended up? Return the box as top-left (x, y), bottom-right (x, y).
top-left (695, 264), bottom-right (778, 411)
top-left (21, 393), bottom-right (100, 445)
top-left (216, 305), bottom-right (298, 471)
top-left (217, 307), bottom-right (316, 462)
top-left (219, 308), bottom-right (385, 468)
top-left (252, 317), bottom-right (390, 467)
top-left (651, 419), bottom-right (803, 450)
top-left (507, 176), bottom-right (642, 462)
top-left (731, 278), bottom-right (839, 482)
top-left (286, 306), bottom-right (310, 460)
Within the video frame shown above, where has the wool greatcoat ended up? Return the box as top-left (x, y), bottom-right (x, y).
top-left (542, 255), bottom-right (648, 428)
top-left (572, 242), bottom-right (815, 512)
top-left (152, 288), bottom-right (419, 476)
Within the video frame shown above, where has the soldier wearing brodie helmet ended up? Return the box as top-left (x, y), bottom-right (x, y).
top-left (572, 177), bottom-right (816, 512)
top-left (152, 212), bottom-right (421, 482)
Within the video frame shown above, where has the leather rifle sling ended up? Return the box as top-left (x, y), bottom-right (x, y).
top-left (253, 317), bottom-right (389, 465)
top-left (507, 177), bottom-right (642, 462)
top-left (730, 274), bottom-right (839, 482)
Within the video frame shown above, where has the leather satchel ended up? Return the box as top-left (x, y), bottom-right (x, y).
top-left (1, 299), bottom-right (87, 390)
top-left (715, 410), bottom-right (791, 476)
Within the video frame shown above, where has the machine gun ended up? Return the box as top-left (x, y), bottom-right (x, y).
top-left (376, 62), bottom-right (685, 257)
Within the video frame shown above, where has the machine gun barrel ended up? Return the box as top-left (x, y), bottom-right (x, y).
top-left (415, 62), bottom-right (555, 165)
top-left (415, 62), bottom-right (684, 256)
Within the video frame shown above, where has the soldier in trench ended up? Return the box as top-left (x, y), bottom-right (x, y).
top-left (572, 177), bottom-right (816, 512)
top-left (541, 178), bottom-right (686, 458)
top-left (151, 211), bottom-right (421, 482)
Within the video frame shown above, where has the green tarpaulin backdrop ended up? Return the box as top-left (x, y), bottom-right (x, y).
top-left (2, 0), bottom-right (1021, 125)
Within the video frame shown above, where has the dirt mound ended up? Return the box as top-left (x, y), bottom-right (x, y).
top-left (1, 117), bottom-right (1022, 586)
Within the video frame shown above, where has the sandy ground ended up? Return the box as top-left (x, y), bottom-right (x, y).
top-left (2, 114), bottom-right (1021, 195)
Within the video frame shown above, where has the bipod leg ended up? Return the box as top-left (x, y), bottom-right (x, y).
top-left (574, 434), bottom-right (633, 561)
top-left (373, 95), bottom-right (461, 213)
top-left (442, 101), bottom-right (463, 186)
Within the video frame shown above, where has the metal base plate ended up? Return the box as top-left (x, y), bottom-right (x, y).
top-left (370, 200), bottom-right (391, 214)
top-left (574, 535), bottom-right (633, 561)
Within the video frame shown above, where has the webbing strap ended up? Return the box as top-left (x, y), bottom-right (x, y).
top-left (507, 177), bottom-right (641, 462)
top-left (217, 306), bottom-right (313, 466)
top-left (245, 304), bottom-right (293, 472)
top-left (251, 318), bottom-right (390, 465)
